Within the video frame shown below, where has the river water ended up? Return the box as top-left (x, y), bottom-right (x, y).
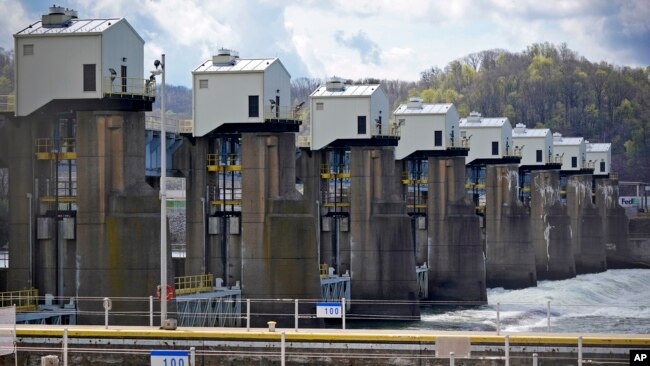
top-left (346, 269), bottom-right (649, 333)
top-left (406, 268), bottom-right (650, 334)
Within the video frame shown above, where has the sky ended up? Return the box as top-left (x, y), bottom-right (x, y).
top-left (1, 0), bottom-right (649, 87)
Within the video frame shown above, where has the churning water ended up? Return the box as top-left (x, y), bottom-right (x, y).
top-left (412, 269), bottom-right (650, 334)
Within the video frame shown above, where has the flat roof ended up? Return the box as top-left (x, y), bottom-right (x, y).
top-left (554, 137), bottom-right (584, 145)
top-left (193, 58), bottom-right (279, 73)
top-left (394, 103), bottom-right (452, 115)
top-left (459, 117), bottom-right (508, 128)
top-left (311, 84), bottom-right (381, 97)
top-left (512, 128), bottom-right (550, 138)
top-left (587, 143), bottom-right (611, 152)
top-left (15, 18), bottom-right (121, 36)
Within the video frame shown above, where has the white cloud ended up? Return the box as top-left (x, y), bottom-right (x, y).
top-left (0, 0), bottom-right (30, 51)
top-left (2, 0), bottom-right (647, 86)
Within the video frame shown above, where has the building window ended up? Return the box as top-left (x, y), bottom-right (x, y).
top-left (23, 44), bottom-right (34, 56)
top-left (83, 64), bottom-right (96, 92)
top-left (434, 130), bottom-right (442, 146)
top-left (199, 79), bottom-right (208, 89)
top-left (357, 116), bottom-right (366, 134)
top-left (600, 161), bottom-right (606, 172)
top-left (248, 95), bottom-right (259, 117)
top-left (536, 149), bottom-right (542, 162)
top-left (316, 102), bottom-right (324, 110)
top-left (491, 141), bottom-right (499, 155)
top-left (571, 156), bottom-right (577, 168)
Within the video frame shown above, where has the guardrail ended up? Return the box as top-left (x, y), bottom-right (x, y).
top-left (103, 76), bottom-right (156, 99)
top-left (145, 116), bottom-right (193, 134)
top-left (175, 274), bottom-right (215, 296)
top-left (0, 94), bottom-right (15, 113)
top-left (370, 122), bottom-right (400, 138)
top-left (263, 105), bottom-right (303, 121)
top-left (0, 289), bottom-right (38, 312)
top-left (2, 293), bottom-right (648, 340)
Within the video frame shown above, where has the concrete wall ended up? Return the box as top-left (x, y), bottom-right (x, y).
top-left (595, 178), bottom-right (631, 268)
top-left (240, 132), bottom-right (320, 327)
top-left (628, 217), bottom-right (650, 267)
top-left (566, 175), bottom-right (606, 274)
top-left (348, 146), bottom-right (419, 317)
top-left (427, 156), bottom-right (486, 302)
top-left (485, 164), bottom-right (536, 289)
top-left (5, 115), bottom-right (35, 290)
top-left (529, 170), bottom-right (575, 280)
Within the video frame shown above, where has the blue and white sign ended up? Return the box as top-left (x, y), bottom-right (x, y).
top-left (316, 302), bottom-right (342, 318)
top-left (151, 350), bottom-right (189, 366)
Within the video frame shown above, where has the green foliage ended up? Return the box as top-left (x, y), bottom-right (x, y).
top-left (406, 43), bottom-right (650, 181)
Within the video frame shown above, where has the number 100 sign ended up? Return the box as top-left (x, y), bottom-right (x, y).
top-left (151, 350), bottom-right (189, 366)
top-left (316, 302), bottom-right (342, 318)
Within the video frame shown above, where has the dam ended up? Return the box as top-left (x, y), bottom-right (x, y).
top-left (0, 5), bottom-right (648, 339)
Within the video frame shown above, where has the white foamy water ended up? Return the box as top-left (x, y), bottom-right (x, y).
top-left (416, 269), bottom-right (650, 334)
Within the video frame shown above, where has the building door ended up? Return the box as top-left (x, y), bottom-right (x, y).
top-left (121, 65), bottom-right (127, 93)
top-left (275, 96), bottom-right (280, 117)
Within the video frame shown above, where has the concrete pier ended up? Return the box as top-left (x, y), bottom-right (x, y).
top-left (594, 178), bottom-right (632, 268)
top-left (4, 115), bottom-right (34, 291)
top-left (628, 217), bottom-right (650, 267)
top-left (74, 111), bottom-right (163, 324)
top-left (529, 170), bottom-right (575, 280)
top-left (348, 146), bottom-right (419, 318)
top-left (239, 132), bottom-right (320, 327)
top-left (485, 164), bottom-right (536, 289)
top-left (5, 110), bottom-right (163, 324)
top-left (566, 175), bottom-right (606, 274)
top-left (427, 156), bottom-right (486, 302)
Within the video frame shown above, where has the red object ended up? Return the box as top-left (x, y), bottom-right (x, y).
top-left (156, 284), bottom-right (174, 300)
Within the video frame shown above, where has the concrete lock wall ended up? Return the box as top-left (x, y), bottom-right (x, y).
top-left (75, 111), bottom-right (164, 324)
top-left (594, 178), bottom-right (632, 268)
top-left (427, 156), bottom-right (486, 302)
top-left (529, 170), bottom-right (575, 280)
top-left (566, 175), bottom-right (606, 274)
top-left (239, 132), bottom-right (320, 327)
top-left (485, 164), bottom-right (536, 289)
top-left (348, 146), bottom-right (419, 318)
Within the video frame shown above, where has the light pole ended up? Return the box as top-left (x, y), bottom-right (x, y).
top-left (151, 54), bottom-right (168, 325)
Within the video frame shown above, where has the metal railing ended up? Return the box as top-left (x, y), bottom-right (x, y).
top-left (0, 289), bottom-right (38, 312)
top-left (145, 116), bottom-right (193, 134)
top-left (0, 94), bottom-right (15, 113)
top-left (263, 105), bottom-right (302, 121)
top-left (370, 122), bottom-right (400, 137)
top-left (174, 274), bottom-right (215, 296)
top-left (103, 76), bottom-right (156, 99)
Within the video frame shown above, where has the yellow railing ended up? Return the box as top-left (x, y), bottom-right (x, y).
top-left (34, 138), bottom-right (76, 160)
top-left (174, 273), bottom-right (214, 296)
top-left (206, 154), bottom-right (241, 172)
top-left (371, 122), bottom-right (400, 137)
top-left (264, 105), bottom-right (302, 121)
top-left (320, 264), bottom-right (329, 279)
top-left (103, 77), bottom-right (156, 99)
top-left (0, 94), bottom-right (15, 113)
top-left (0, 288), bottom-right (38, 312)
top-left (145, 116), bottom-right (194, 134)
